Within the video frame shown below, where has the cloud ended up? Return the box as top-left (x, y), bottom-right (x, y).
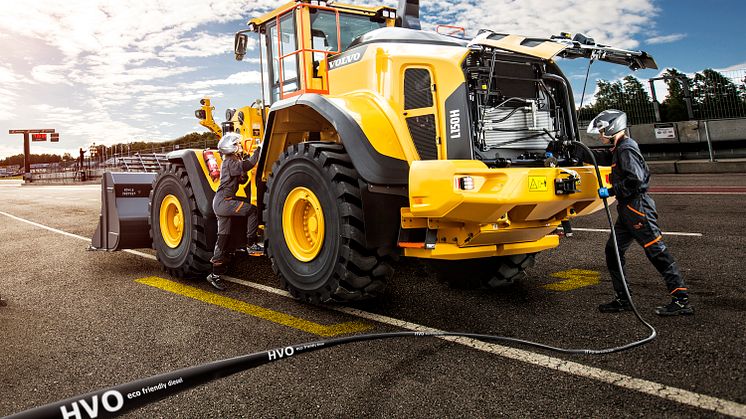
top-left (158, 32), bottom-right (254, 61)
top-left (0, 0), bottom-right (665, 159)
top-left (31, 64), bottom-right (74, 85)
top-left (646, 33), bottom-right (686, 45)
top-left (181, 71), bottom-right (263, 90)
top-left (717, 62), bottom-right (746, 73)
top-left (416, 0), bottom-right (658, 49)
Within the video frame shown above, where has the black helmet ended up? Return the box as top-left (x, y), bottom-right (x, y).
top-left (587, 109), bottom-right (627, 137)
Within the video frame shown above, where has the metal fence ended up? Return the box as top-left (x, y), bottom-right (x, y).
top-left (0, 139), bottom-right (218, 178)
top-left (691, 68), bottom-right (746, 120)
top-left (578, 68), bottom-right (746, 126)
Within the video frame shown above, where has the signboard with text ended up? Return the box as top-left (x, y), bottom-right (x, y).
top-left (654, 123), bottom-right (677, 140)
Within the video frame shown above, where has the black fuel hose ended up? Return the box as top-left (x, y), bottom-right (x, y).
top-left (8, 143), bottom-right (656, 419)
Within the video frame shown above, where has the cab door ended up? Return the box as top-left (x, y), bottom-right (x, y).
top-left (265, 10), bottom-right (301, 103)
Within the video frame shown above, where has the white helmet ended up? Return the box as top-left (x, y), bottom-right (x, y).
top-left (587, 109), bottom-right (628, 136)
top-left (217, 132), bottom-right (242, 155)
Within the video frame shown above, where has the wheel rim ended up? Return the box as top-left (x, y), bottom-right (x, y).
top-left (160, 194), bottom-right (184, 248)
top-left (282, 186), bottom-right (325, 262)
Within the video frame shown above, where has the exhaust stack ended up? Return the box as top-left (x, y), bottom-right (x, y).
top-left (396, 0), bottom-right (420, 30)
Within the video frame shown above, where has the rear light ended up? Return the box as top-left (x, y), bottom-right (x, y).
top-left (457, 176), bottom-right (475, 190)
top-left (605, 174), bottom-right (610, 185)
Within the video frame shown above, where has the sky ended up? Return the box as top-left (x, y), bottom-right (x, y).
top-left (0, 0), bottom-right (744, 159)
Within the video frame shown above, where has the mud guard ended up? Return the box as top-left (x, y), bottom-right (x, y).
top-left (166, 149), bottom-right (216, 218)
top-left (90, 172), bottom-right (157, 251)
top-left (258, 94), bottom-right (410, 186)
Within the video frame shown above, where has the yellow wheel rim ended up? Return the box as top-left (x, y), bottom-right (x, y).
top-left (282, 187), bottom-right (325, 262)
top-left (160, 194), bottom-right (184, 248)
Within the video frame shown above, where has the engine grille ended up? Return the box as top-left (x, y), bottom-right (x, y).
top-left (481, 107), bottom-right (554, 150)
top-left (404, 68), bottom-right (433, 110)
top-left (406, 115), bottom-right (438, 160)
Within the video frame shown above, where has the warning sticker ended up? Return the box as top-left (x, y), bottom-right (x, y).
top-left (528, 176), bottom-right (548, 192)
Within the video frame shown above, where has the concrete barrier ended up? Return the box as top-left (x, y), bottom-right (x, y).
top-left (647, 161), bottom-right (677, 174)
top-left (675, 159), bottom-right (746, 174)
top-left (580, 118), bottom-right (746, 146)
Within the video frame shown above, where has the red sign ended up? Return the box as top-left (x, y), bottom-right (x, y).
top-left (50, 133), bottom-right (60, 142)
top-left (31, 133), bottom-right (47, 141)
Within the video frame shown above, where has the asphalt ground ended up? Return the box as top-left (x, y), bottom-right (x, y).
top-left (0, 173), bottom-right (745, 418)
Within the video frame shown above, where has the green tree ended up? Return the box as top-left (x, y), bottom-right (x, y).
top-left (578, 77), bottom-right (655, 125)
top-left (659, 68), bottom-right (693, 122)
top-left (692, 68), bottom-right (745, 118)
top-left (621, 75), bottom-right (655, 124)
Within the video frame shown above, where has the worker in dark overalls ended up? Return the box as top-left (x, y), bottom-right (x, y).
top-left (583, 110), bottom-right (693, 316)
top-left (206, 132), bottom-right (263, 290)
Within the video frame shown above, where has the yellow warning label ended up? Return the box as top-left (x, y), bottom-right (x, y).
top-left (528, 176), bottom-right (548, 192)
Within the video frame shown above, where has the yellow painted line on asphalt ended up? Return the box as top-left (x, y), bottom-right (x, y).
top-left (543, 269), bottom-right (600, 292)
top-left (135, 276), bottom-right (372, 337)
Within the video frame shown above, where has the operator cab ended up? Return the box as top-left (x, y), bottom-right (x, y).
top-left (235, 0), bottom-right (397, 104)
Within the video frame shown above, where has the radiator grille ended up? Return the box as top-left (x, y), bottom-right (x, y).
top-left (406, 115), bottom-right (438, 160)
top-left (481, 107), bottom-right (555, 150)
top-left (404, 68), bottom-right (433, 110)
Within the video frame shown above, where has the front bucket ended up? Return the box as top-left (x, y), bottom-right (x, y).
top-left (90, 172), bottom-right (157, 251)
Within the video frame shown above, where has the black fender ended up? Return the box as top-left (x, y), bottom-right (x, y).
top-left (166, 150), bottom-right (216, 218)
top-left (257, 94), bottom-right (410, 186)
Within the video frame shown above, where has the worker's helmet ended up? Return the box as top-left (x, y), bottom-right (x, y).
top-left (217, 132), bottom-right (242, 155)
top-left (587, 109), bottom-right (627, 137)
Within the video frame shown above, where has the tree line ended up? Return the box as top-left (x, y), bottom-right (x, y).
top-left (578, 68), bottom-right (746, 124)
top-left (0, 131), bottom-right (218, 166)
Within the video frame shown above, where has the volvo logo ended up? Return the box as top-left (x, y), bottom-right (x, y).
top-left (328, 52), bottom-right (363, 70)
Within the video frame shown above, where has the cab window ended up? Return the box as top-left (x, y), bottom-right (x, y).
top-left (310, 10), bottom-right (385, 53)
top-left (267, 12), bottom-right (299, 102)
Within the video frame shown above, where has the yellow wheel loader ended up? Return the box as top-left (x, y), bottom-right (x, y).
top-left (91, 0), bottom-right (657, 303)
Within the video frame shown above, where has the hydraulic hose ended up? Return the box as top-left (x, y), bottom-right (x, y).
top-left (9, 144), bottom-right (656, 419)
top-left (571, 140), bottom-right (658, 347)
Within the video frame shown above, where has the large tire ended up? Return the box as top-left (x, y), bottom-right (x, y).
top-left (433, 253), bottom-right (537, 289)
top-left (149, 163), bottom-right (213, 278)
top-left (264, 142), bottom-right (393, 303)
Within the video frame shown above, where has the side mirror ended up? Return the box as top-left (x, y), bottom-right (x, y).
top-left (234, 33), bottom-right (248, 61)
top-left (195, 110), bottom-right (206, 120)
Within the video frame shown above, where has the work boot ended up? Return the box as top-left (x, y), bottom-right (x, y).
top-left (246, 242), bottom-right (264, 256)
top-left (598, 297), bottom-right (633, 313)
top-left (206, 273), bottom-right (227, 291)
top-left (655, 297), bottom-right (694, 316)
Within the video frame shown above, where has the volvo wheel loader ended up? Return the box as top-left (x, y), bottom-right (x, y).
top-left (91, 0), bottom-right (657, 303)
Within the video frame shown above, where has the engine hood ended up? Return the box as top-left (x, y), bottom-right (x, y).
top-left (468, 30), bottom-right (658, 70)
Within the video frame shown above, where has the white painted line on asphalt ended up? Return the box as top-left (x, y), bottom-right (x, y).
top-left (0, 211), bottom-right (93, 242)
top-left (0, 210), bottom-right (156, 261)
top-left (219, 283), bottom-right (742, 417)
top-left (572, 227), bottom-right (703, 237)
top-left (2, 210), bottom-right (744, 417)
top-left (20, 186), bottom-right (100, 191)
